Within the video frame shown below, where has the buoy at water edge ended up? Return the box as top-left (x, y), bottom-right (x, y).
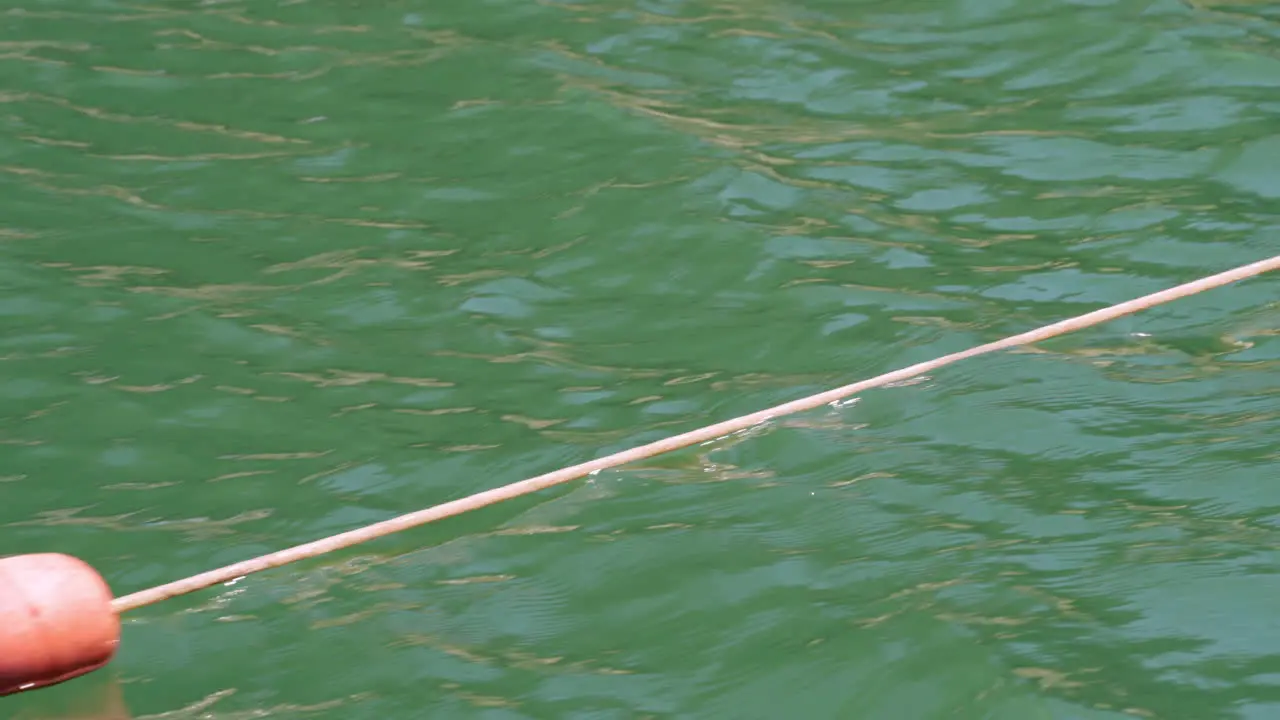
top-left (0, 554), bottom-right (119, 697)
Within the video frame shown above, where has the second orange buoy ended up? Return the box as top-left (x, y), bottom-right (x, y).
top-left (0, 553), bottom-right (120, 697)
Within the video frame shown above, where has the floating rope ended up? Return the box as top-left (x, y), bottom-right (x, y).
top-left (109, 254), bottom-right (1280, 613)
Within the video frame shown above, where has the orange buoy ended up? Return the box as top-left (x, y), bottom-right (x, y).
top-left (0, 554), bottom-right (119, 697)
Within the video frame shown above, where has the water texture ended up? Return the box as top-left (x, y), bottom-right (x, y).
top-left (2, 0), bottom-right (1278, 717)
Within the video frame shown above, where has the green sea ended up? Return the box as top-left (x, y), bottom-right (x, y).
top-left (3, 0), bottom-right (1279, 718)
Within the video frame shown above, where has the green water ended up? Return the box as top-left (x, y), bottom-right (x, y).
top-left (3, 0), bottom-right (1278, 717)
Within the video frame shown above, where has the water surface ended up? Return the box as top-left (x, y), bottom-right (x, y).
top-left (3, 0), bottom-right (1279, 717)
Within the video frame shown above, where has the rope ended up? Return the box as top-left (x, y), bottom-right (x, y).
top-left (110, 254), bottom-right (1280, 614)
